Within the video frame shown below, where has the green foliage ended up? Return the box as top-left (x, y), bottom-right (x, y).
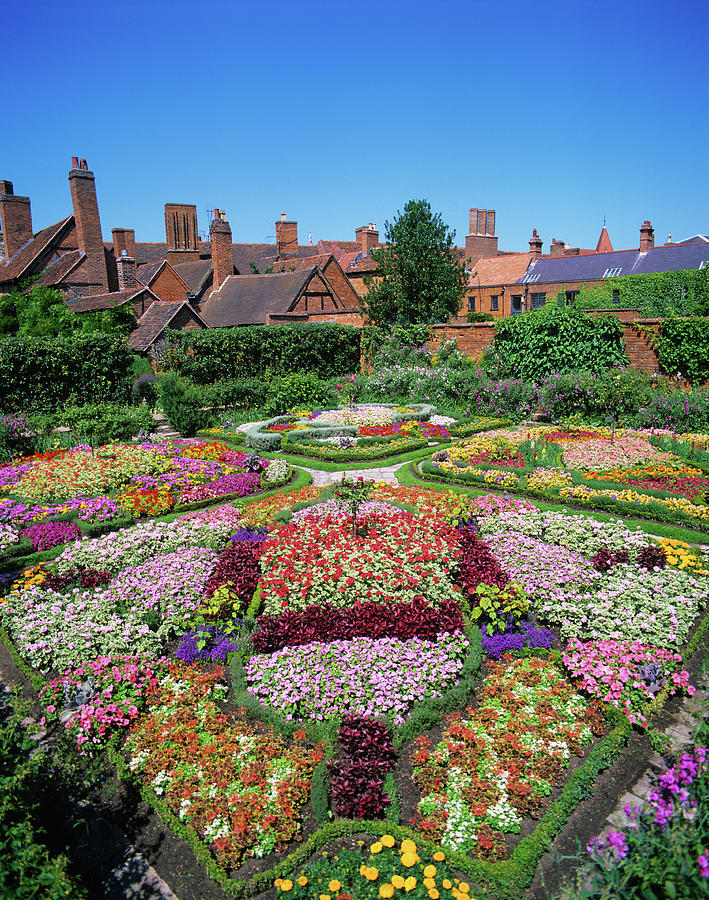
top-left (467, 310), bottom-right (495, 323)
top-left (0, 285), bottom-right (133, 337)
top-left (657, 317), bottom-right (709, 383)
top-left (165, 324), bottom-right (361, 383)
top-left (491, 307), bottom-right (628, 379)
top-left (201, 378), bottom-right (270, 411)
top-left (265, 373), bottom-right (335, 416)
top-left (361, 324), bottom-right (432, 369)
top-left (362, 199), bottom-right (468, 325)
top-left (538, 368), bottom-right (665, 424)
top-left (469, 582), bottom-right (529, 635)
top-left (158, 372), bottom-right (211, 437)
top-left (34, 402), bottom-right (154, 444)
top-left (0, 333), bottom-right (134, 413)
top-left (565, 268), bottom-right (709, 317)
top-left (0, 699), bottom-right (86, 898)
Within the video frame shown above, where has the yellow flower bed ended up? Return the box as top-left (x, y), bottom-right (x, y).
top-left (559, 485), bottom-right (709, 520)
top-left (658, 538), bottom-right (709, 574)
top-left (526, 468), bottom-right (573, 491)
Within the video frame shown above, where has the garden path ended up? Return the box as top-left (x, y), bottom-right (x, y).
top-left (298, 462), bottom-right (406, 486)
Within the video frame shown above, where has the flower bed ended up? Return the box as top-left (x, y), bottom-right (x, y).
top-left (424, 425), bottom-right (709, 529)
top-left (410, 656), bottom-right (606, 856)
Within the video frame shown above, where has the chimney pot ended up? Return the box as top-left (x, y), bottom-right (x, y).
top-left (80, 159), bottom-right (88, 170)
top-left (281, 212), bottom-right (287, 222)
top-left (210, 210), bottom-right (233, 290)
top-left (71, 156), bottom-right (79, 169)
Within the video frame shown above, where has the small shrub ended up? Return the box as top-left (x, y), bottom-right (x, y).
top-left (158, 372), bottom-right (211, 437)
top-left (132, 373), bottom-right (158, 407)
top-left (265, 372), bottom-right (335, 415)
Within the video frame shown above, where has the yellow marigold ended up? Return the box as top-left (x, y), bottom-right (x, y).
top-left (401, 852), bottom-right (417, 868)
top-left (279, 879), bottom-right (293, 892)
top-left (404, 876), bottom-right (417, 892)
top-left (428, 891), bottom-right (440, 900)
top-left (379, 886), bottom-right (395, 899)
top-left (381, 834), bottom-right (396, 848)
top-left (442, 879), bottom-right (452, 889)
top-left (424, 877), bottom-right (436, 889)
top-left (433, 851), bottom-right (446, 862)
top-left (328, 880), bottom-right (341, 892)
top-left (364, 867), bottom-right (379, 881)
top-left (370, 841), bottom-right (383, 854)
top-left (360, 865), bottom-right (369, 877)
top-left (458, 883), bottom-right (470, 894)
top-left (423, 865), bottom-right (437, 878)
top-left (400, 839), bottom-right (417, 854)
top-left (297, 876), bottom-right (308, 886)
top-left (392, 875), bottom-right (406, 889)
top-left (318, 895), bottom-right (331, 900)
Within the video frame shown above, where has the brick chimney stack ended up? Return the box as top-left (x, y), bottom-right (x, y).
top-left (465, 207), bottom-right (498, 264)
top-left (275, 212), bottom-right (298, 257)
top-left (68, 157), bottom-right (109, 293)
top-left (165, 203), bottom-right (199, 265)
top-left (549, 238), bottom-right (565, 258)
top-left (116, 249), bottom-right (137, 291)
top-left (529, 228), bottom-right (543, 259)
top-left (640, 219), bottom-right (655, 252)
top-left (355, 223), bottom-right (379, 254)
top-left (112, 227), bottom-right (136, 262)
top-left (0, 179), bottom-right (33, 262)
top-left (210, 208), bottom-right (233, 291)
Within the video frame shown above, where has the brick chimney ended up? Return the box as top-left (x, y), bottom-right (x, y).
top-left (529, 228), bottom-right (543, 259)
top-left (355, 223), bottom-right (379, 254)
top-left (210, 208), bottom-right (233, 291)
top-left (116, 249), bottom-right (137, 291)
top-left (112, 227), bottom-right (136, 262)
top-left (68, 157), bottom-right (109, 293)
top-left (640, 219), bottom-right (655, 252)
top-left (275, 212), bottom-right (298, 257)
top-left (464, 207), bottom-right (498, 264)
top-left (165, 203), bottom-right (199, 264)
top-left (0, 180), bottom-right (33, 262)
top-left (549, 238), bottom-right (565, 257)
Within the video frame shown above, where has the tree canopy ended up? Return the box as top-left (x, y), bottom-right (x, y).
top-left (0, 286), bottom-right (133, 337)
top-left (362, 199), bottom-right (468, 325)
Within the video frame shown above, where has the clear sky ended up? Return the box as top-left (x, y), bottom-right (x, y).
top-left (5, 0), bottom-right (708, 254)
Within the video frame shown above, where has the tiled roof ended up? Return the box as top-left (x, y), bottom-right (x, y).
top-left (518, 242), bottom-right (709, 284)
top-left (28, 249), bottom-right (84, 290)
top-left (136, 260), bottom-right (165, 285)
top-left (346, 254), bottom-right (379, 274)
top-left (127, 301), bottom-right (208, 351)
top-left (270, 253), bottom-right (332, 272)
top-left (0, 216), bottom-right (73, 283)
top-left (675, 234), bottom-right (709, 245)
top-left (319, 239), bottom-right (360, 254)
top-left (65, 286), bottom-right (154, 313)
top-left (230, 243), bottom-right (278, 274)
top-left (172, 260), bottom-right (213, 295)
top-left (199, 269), bottom-right (315, 327)
top-left (469, 253), bottom-right (533, 286)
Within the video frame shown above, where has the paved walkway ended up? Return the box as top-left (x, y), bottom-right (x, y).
top-left (298, 461), bottom-right (408, 486)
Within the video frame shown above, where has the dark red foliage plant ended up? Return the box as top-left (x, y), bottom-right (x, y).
top-left (251, 597), bottom-right (464, 652)
top-left (328, 714), bottom-right (395, 819)
top-left (455, 528), bottom-right (510, 596)
top-left (202, 539), bottom-right (263, 615)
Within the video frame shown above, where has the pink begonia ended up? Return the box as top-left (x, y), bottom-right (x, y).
top-left (563, 638), bottom-right (695, 728)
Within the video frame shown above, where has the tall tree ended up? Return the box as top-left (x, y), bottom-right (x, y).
top-left (362, 199), bottom-right (468, 325)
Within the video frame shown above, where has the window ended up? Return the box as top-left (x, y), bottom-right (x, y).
top-left (565, 290), bottom-right (579, 306)
top-left (603, 267), bottom-right (622, 277)
top-left (511, 295), bottom-right (523, 315)
top-left (530, 292), bottom-right (546, 309)
top-left (490, 294), bottom-right (499, 311)
top-left (700, 260), bottom-right (708, 270)
top-left (467, 295), bottom-right (476, 312)
top-left (612, 289), bottom-right (620, 306)
top-left (523, 273), bottom-right (540, 283)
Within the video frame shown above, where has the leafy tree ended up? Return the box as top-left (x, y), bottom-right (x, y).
top-left (0, 286), bottom-right (133, 337)
top-left (362, 199), bottom-right (468, 325)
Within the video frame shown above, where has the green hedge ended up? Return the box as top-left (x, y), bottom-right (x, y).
top-left (165, 324), bottom-right (361, 382)
top-left (491, 307), bottom-right (628, 380)
top-left (657, 317), bottom-right (709, 383)
top-left (0, 334), bottom-right (134, 413)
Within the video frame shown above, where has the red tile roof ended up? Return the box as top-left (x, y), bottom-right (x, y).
top-left (0, 216), bottom-right (73, 284)
top-left (136, 260), bottom-right (166, 285)
top-left (468, 253), bottom-right (533, 286)
top-left (127, 301), bottom-right (208, 351)
top-left (27, 249), bottom-right (84, 290)
top-left (65, 286), bottom-right (157, 313)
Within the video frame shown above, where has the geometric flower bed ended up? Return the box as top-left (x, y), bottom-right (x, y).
top-left (425, 426), bottom-right (709, 529)
top-left (0, 438), bottom-right (291, 560)
top-left (2, 466), bottom-right (707, 899)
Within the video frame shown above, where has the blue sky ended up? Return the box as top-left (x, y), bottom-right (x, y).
top-left (5, 0), bottom-right (708, 254)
